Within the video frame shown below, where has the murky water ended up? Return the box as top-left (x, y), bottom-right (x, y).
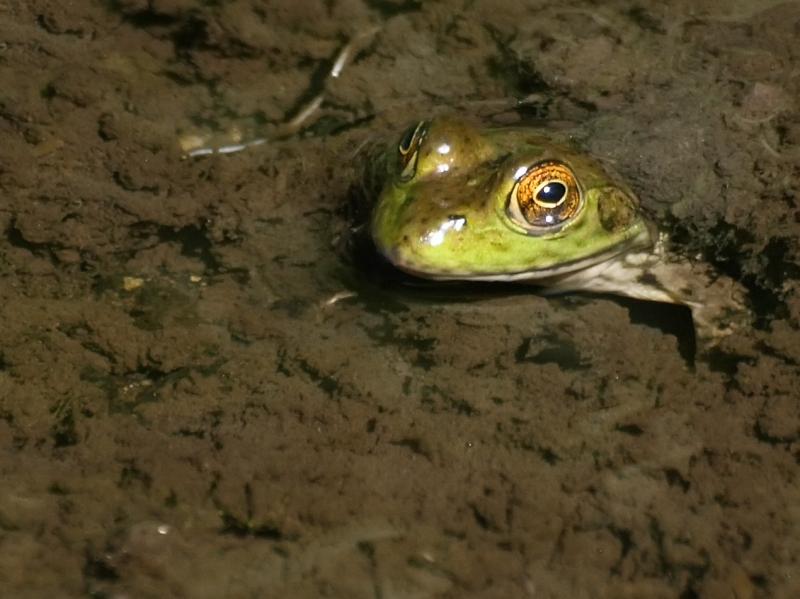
top-left (1, 1), bottom-right (798, 596)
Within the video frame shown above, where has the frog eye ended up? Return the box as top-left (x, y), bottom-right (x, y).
top-left (507, 161), bottom-right (583, 232)
top-left (397, 121), bottom-right (427, 181)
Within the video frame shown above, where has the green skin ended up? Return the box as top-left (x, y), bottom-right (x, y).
top-left (370, 117), bottom-right (748, 342)
top-left (371, 116), bottom-right (652, 281)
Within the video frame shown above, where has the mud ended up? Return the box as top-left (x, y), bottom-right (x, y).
top-left (1, 1), bottom-right (799, 597)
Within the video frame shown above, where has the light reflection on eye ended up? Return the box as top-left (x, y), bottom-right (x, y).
top-left (437, 143), bottom-right (451, 155)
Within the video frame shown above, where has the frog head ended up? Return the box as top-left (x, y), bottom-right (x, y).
top-left (370, 117), bottom-right (653, 282)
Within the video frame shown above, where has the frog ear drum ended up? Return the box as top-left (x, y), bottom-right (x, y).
top-left (397, 121), bottom-right (427, 181)
top-left (507, 161), bottom-right (583, 232)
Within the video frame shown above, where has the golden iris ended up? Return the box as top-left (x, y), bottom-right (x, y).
top-left (508, 161), bottom-right (582, 230)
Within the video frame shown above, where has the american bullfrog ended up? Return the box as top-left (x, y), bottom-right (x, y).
top-left (370, 117), bottom-right (748, 343)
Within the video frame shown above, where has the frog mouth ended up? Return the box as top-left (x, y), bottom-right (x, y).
top-left (382, 226), bottom-right (654, 284)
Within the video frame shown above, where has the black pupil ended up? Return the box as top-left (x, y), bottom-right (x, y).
top-left (536, 181), bottom-right (566, 203)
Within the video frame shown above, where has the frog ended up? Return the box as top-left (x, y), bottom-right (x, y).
top-left (370, 116), bottom-right (749, 344)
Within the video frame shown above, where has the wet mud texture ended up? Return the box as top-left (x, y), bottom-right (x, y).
top-left (1, 0), bottom-right (800, 597)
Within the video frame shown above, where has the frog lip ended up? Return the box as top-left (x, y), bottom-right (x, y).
top-left (377, 227), bottom-right (654, 283)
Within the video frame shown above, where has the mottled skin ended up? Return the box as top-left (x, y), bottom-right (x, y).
top-left (371, 117), bottom-right (748, 342)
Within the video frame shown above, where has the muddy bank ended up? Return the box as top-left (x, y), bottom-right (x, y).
top-left (0, 1), bottom-right (798, 597)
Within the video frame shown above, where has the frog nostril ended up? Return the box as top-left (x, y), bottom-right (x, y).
top-left (447, 215), bottom-right (467, 229)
